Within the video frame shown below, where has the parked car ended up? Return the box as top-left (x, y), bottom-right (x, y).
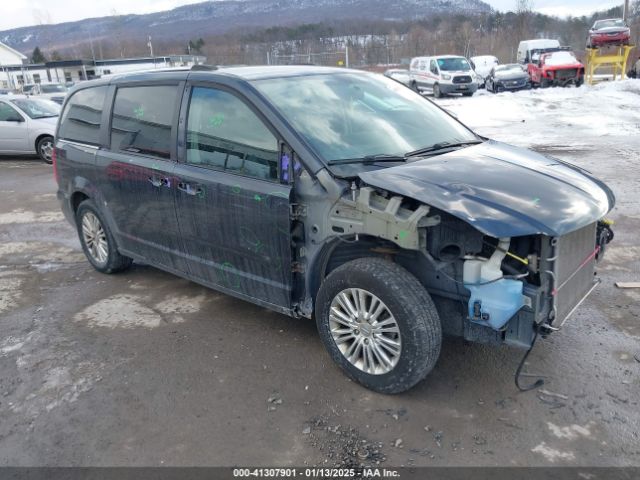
top-left (469, 55), bottom-right (499, 88)
top-left (23, 83), bottom-right (68, 104)
top-left (383, 69), bottom-right (412, 88)
top-left (528, 50), bottom-right (585, 88)
top-left (55, 66), bottom-right (614, 393)
top-left (409, 55), bottom-right (478, 97)
top-left (486, 64), bottom-right (531, 93)
top-left (587, 18), bottom-right (631, 48)
top-left (0, 95), bottom-right (59, 163)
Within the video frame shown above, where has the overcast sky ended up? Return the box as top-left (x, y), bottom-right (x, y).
top-left (1, 0), bottom-right (625, 31)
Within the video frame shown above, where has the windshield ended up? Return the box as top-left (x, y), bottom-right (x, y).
top-left (40, 84), bottom-right (67, 93)
top-left (495, 64), bottom-right (524, 74)
top-left (437, 58), bottom-right (471, 72)
top-left (595, 19), bottom-right (625, 29)
top-left (252, 73), bottom-right (477, 164)
top-left (11, 98), bottom-right (60, 119)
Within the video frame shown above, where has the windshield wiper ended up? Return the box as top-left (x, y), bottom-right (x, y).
top-left (327, 154), bottom-right (407, 166)
top-left (405, 140), bottom-right (483, 158)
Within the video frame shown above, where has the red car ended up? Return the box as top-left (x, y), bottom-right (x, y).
top-left (528, 50), bottom-right (584, 88)
top-left (587, 18), bottom-right (631, 48)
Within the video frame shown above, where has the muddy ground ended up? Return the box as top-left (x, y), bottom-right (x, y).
top-left (0, 85), bottom-right (639, 467)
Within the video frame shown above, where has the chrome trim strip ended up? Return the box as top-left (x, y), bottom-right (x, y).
top-left (59, 139), bottom-right (100, 151)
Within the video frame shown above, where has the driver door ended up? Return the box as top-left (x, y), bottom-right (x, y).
top-left (173, 84), bottom-right (293, 309)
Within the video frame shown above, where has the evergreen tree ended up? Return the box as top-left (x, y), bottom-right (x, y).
top-left (31, 46), bottom-right (47, 64)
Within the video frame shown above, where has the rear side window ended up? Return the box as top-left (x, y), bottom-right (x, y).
top-left (185, 87), bottom-right (279, 181)
top-left (110, 85), bottom-right (178, 159)
top-left (58, 86), bottom-right (107, 145)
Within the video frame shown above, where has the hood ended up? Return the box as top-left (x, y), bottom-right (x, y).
top-left (593, 27), bottom-right (629, 34)
top-left (358, 141), bottom-right (615, 238)
top-left (30, 116), bottom-right (59, 129)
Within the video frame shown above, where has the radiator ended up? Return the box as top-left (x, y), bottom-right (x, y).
top-left (550, 222), bottom-right (598, 325)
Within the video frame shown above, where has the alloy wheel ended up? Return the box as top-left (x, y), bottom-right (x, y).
top-left (329, 288), bottom-right (401, 375)
top-left (81, 212), bottom-right (109, 265)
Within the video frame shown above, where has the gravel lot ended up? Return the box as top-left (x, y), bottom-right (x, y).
top-left (0, 81), bottom-right (639, 467)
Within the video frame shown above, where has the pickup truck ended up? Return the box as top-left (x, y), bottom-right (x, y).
top-left (528, 50), bottom-right (584, 88)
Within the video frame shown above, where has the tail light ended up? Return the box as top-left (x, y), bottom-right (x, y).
top-left (52, 147), bottom-right (59, 184)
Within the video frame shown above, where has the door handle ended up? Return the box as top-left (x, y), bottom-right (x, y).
top-left (178, 182), bottom-right (204, 197)
top-left (148, 176), bottom-right (171, 188)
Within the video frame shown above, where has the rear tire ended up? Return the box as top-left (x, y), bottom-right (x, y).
top-left (411, 81), bottom-right (420, 93)
top-left (36, 136), bottom-right (54, 164)
top-left (76, 199), bottom-right (132, 274)
top-left (315, 258), bottom-right (442, 394)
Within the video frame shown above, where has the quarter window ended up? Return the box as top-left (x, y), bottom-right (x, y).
top-left (58, 86), bottom-right (107, 145)
top-left (110, 85), bottom-right (178, 159)
top-left (186, 87), bottom-right (279, 181)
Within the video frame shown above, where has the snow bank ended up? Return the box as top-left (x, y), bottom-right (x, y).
top-left (436, 80), bottom-right (640, 149)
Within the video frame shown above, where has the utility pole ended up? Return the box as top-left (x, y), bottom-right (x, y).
top-left (147, 36), bottom-right (154, 57)
top-left (88, 31), bottom-right (96, 62)
top-left (623, 0), bottom-right (630, 22)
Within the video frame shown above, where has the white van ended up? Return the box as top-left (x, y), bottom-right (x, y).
top-left (517, 39), bottom-right (560, 64)
top-left (409, 55), bottom-right (478, 98)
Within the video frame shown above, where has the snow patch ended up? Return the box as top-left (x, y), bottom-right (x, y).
top-left (0, 271), bottom-right (25, 314)
top-left (0, 241), bottom-right (85, 269)
top-left (74, 291), bottom-right (205, 329)
top-left (74, 294), bottom-right (163, 329)
top-left (437, 80), bottom-right (640, 147)
top-left (155, 293), bottom-right (206, 319)
top-left (0, 209), bottom-right (64, 224)
top-left (546, 422), bottom-right (593, 440)
top-left (532, 442), bottom-right (576, 462)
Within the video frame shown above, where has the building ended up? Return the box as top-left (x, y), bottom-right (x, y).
top-left (0, 41), bottom-right (27, 66)
top-left (0, 46), bottom-right (206, 90)
top-left (0, 41), bottom-right (28, 89)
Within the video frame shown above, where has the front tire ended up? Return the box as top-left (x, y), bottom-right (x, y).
top-left (433, 83), bottom-right (442, 98)
top-left (36, 136), bottom-right (54, 164)
top-left (315, 258), bottom-right (442, 394)
top-left (76, 199), bottom-right (132, 274)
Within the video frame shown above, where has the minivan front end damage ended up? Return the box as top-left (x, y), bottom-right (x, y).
top-left (317, 176), bottom-right (613, 351)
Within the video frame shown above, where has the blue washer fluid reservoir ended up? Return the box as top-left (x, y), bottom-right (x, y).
top-left (465, 279), bottom-right (525, 330)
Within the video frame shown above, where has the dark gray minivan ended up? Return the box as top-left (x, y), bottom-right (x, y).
top-left (55, 66), bottom-right (614, 393)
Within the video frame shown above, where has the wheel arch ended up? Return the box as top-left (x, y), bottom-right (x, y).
top-left (34, 133), bottom-right (54, 152)
top-left (307, 234), bottom-right (428, 309)
top-left (71, 190), bottom-right (90, 214)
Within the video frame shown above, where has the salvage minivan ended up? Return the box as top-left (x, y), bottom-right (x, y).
top-left (55, 66), bottom-right (614, 393)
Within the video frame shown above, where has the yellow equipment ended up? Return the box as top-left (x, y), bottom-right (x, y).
top-left (584, 44), bottom-right (635, 85)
